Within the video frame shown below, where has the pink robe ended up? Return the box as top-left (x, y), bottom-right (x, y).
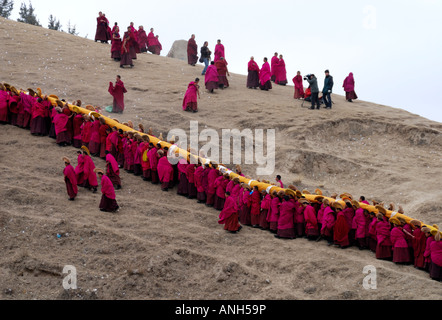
top-left (390, 227), bottom-right (409, 249)
top-left (194, 166), bottom-right (204, 193)
top-left (53, 113), bottom-right (69, 135)
top-left (267, 197), bottom-right (280, 223)
top-left (274, 58), bottom-right (288, 85)
top-left (277, 200), bottom-right (295, 230)
top-left (205, 65), bottom-right (219, 85)
top-left (83, 155), bottom-right (98, 187)
top-left (430, 241), bottom-right (442, 267)
top-left (250, 191), bottom-right (261, 216)
top-left (101, 175), bottom-right (116, 200)
top-left (214, 43), bottom-right (225, 62)
top-left (304, 205), bottom-right (318, 234)
top-left (353, 208), bottom-right (367, 239)
top-left (182, 81), bottom-right (199, 111)
top-left (0, 90), bottom-right (9, 122)
top-left (64, 164), bottom-right (78, 198)
top-left (321, 207), bottom-right (336, 236)
top-left (218, 196), bottom-right (240, 232)
top-left (259, 62), bottom-right (272, 86)
top-left (157, 156), bottom-right (174, 183)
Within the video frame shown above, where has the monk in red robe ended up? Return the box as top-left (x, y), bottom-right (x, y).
top-left (214, 173), bottom-right (229, 211)
top-left (205, 62), bottom-right (219, 93)
top-left (247, 57), bottom-right (260, 89)
top-left (214, 57), bottom-right (230, 89)
top-left (187, 34), bottom-right (198, 66)
top-left (120, 28), bottom-right (134, 68)
top-left (270, 53), bottom-right (278, 82)
top-left (275, 194), bottom-right (296, 239)
top-left (258, 190), bottom-right (270, 230)
top-left (274, 55), bottom-right (288, 85)
top-left (333, 202), bottom-right (350, 248)
top-left (147, 28), bottom-right (156, 53)
top-left (98, 118), bottom-right (109, 158)
top-left (293, 71), bottom-right (305, 99)
top-left (129, 22), bottom-right (140, 55)
top-left (182, 78), bottom-right (200, 113)
top-left (259, 58), bottom-right (272, 91)
top-left (95, 168), bottom-right (119, 213)
top-left (152, 35), bottom-right (162, 55)
top-left (53, 107), bottom-right (72, 146)
top-left (109, 75), bottom-right (127, 113)
top-left (95, 12), bottom-right (110, 43)
top-left (88, 116), bottom-right (101, 155)
top-left (138, 26), bottom-right (149, 53)
top-left (148, 143), bottom-right (160, 184)
top-left (375, 214), bottom-right (393, 260)
top-left (250, 186), bottom-right (262, 228)
top-left (214, 40), bottom-right (225, 62)
top-left (0, 85), bottom-right (9, 124)
top-left (218, 192), bottom-right (242, 233)
top-left (80, 146), bottom-right (98, 193)
top-left (111, 27), bottom-right (122, 61)
top-left (30, 96), bottom-right (51, 136)
top-left (63, 157), bottom-right (78, 201)
top-left (302, 199), bottom-right (319, 240)
top-left (194, 162), bottom-right (206, 203)
top-left (157, 150), bottom-right (174, 191)
top-left (72, 111), bottom-right (83, 148)
top-left (205, 164), bottom-right (219, 207)
top-left (411, 220), bottom-right (427, 269)
top-left (106, 153), bottom-right (121, 190)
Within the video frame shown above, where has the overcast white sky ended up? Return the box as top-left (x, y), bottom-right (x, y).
top-left (8, 0), bottom-right (442, 123)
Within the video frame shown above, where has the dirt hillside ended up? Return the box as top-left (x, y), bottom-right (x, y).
top-left (0, 17), bottom-right (441, 300)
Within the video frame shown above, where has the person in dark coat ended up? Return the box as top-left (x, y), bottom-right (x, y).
top-left (322, 69), bottom-right (334, 109)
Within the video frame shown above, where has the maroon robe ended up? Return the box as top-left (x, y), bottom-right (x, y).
top-left (64, 164), bottom-right (78, 200)
top-left (187, 38), bottom-right (198, 65)
top-left (109, 80), bottom-right (127, 113)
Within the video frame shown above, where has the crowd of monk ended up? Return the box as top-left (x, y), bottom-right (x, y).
top-left (0, 81), bottom-right (441, 282)
top-left (94, 11), bottom-right (162, 68)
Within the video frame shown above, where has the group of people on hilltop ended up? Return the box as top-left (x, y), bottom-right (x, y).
top-left (183, 37), bottom-right (231, 112)
top-left (186, 37), bottom-right (359, 112)
top-left (94, 12), bottom-right (162, 69)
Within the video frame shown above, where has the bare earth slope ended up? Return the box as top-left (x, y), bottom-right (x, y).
top-left (0, 18), bottom-right (441, 300)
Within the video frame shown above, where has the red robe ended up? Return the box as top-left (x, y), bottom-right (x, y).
top-left (108, 80), bottom-right (127, 113)
top-left (187, 38), bottom-right (198, 65)
top-left (64, 164), bottom-right (78, 199)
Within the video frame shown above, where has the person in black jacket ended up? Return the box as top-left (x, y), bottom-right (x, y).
top-left (322, 70), bottom-right (334, 109)
top-left (200, 42), bottom-right (212, 75)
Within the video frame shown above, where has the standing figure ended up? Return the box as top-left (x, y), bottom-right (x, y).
top-left (95, 12), bottom-right (110, 43)
top-left (343, 72), bottom-right (358, 102)
top-left (259, 58), bottom-right (272, 91)
top-left (108, 75), bottom-right (127, 114)
top-left (120, 28), bottom-right (134, 68)
top-left (111, 26), bottom-right (122, 61)
top-left (200, 42), bottom-right (212, 75)
top-left (322, 69), bottom-right (334, 109)
top-left (293, 71), bottom-right (305, 99)
top-left (205, 62), bottom-right (219, 93)
top-left (63, 157), bottom-right (78, 201)
top-left (214, 39), bottom-right (225, 62)
top-left (95, 168), bottom-right (120, 213)
top-left (187, 34), bottom-right (198, 66)
top-left (247, 57), bottom-right (260, 89)
top-left (215, 57), bottom-right (230, 89)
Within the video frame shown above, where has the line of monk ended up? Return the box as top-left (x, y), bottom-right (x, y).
top-left (2, 79), bottom-right (440, 281)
